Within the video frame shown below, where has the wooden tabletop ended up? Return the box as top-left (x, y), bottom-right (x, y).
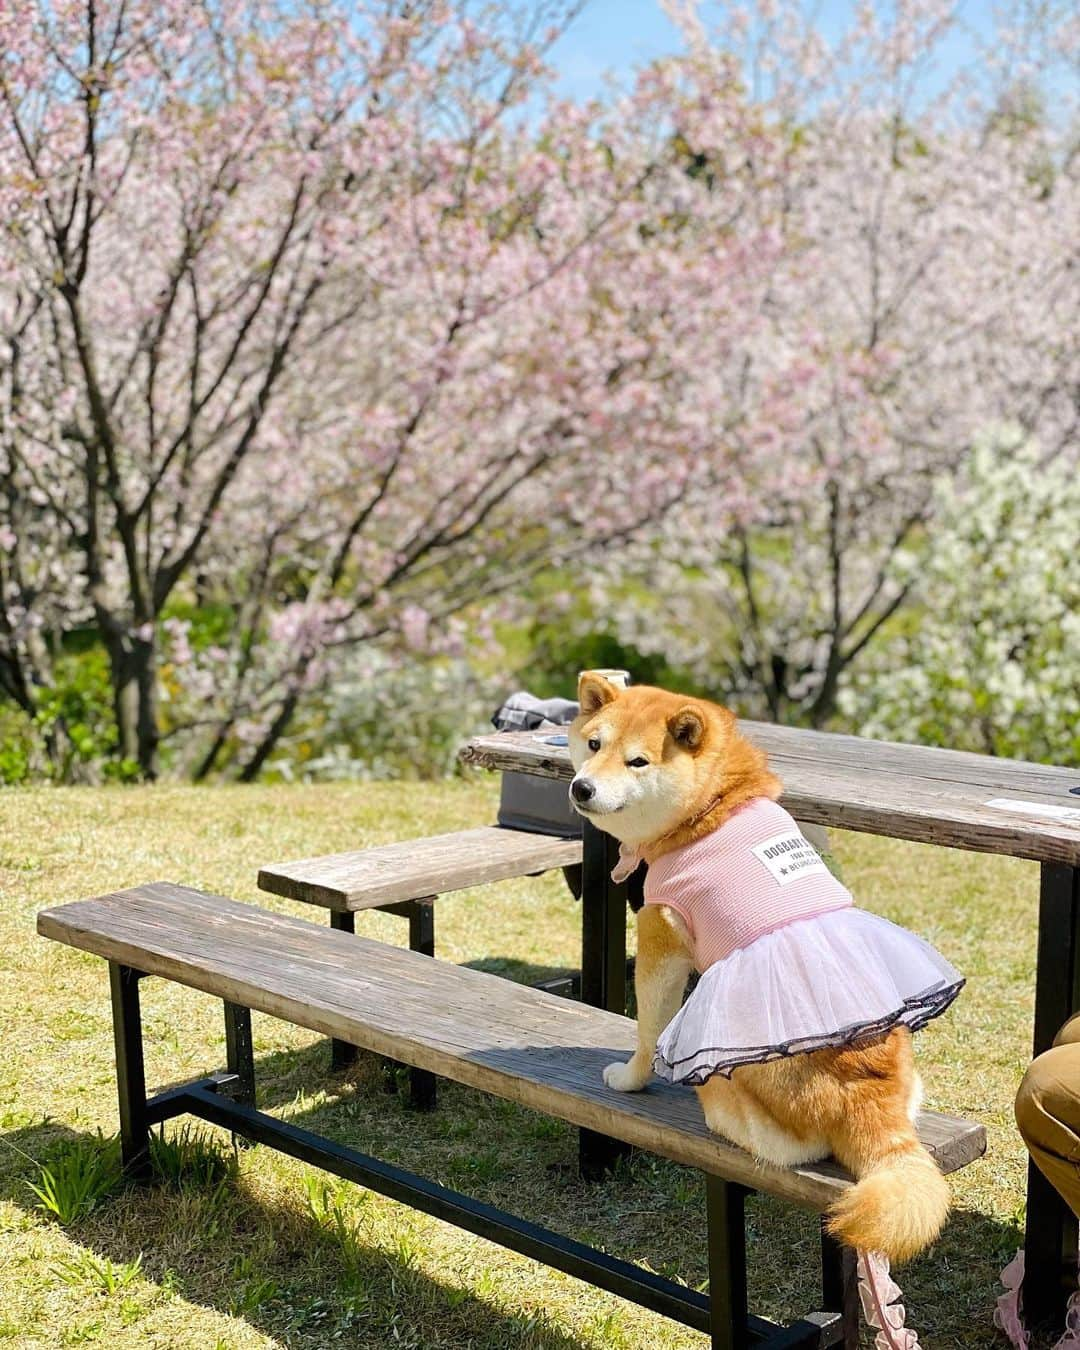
top-left (460, 722), bottom-right (1080, 866)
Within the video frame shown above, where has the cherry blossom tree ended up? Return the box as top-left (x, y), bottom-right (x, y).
top-left (1, 0), bottom-right (778, 777)
top-left (3, 0), bottom-right (1075, 779)
top-left (582, 0), bottom-right (1080, 728)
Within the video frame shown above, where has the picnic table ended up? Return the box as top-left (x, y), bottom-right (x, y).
top-left (460, 719), bottom-right (1080, 1330)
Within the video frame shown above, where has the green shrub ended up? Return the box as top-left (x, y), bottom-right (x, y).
top-left (840, 436), bottom-right (1080, 765)
top-left (0, 707), bottom-right (32, 784)
top-left (268, 653), bottom-right (498, 782)
top-left (0, 645), bottom-right (139, 784)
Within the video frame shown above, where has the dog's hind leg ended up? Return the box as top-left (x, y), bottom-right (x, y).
top-left (695, 1074), bottom-right (756, 1151)
top-left (604, 904), bottom-right (692, 1092)
top-left (697, 1072), bottom-right (831, 1166)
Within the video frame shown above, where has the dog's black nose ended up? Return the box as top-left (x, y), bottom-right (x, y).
top-left (571, 778), bottom-right (595, 804)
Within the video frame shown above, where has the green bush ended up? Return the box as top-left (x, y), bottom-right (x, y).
top-left (0, 707), bottom-right (32, 784)
top-left (268, 654), bottom-right (498, 782)
top-left (0, 646), bottom-right (138, 785)
top-left (840, 437), bottom-right (1080, 765)
top-left (521, 623), bottom-right (689, 701)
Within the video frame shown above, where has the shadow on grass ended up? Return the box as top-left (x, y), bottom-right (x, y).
top-left (0, 1117), bottom-right (594, 1350)
top-left (0, 1119), bottom-right (90, 1209)
top-left (1, 1098), bottom-right (1028, 1348)
top-left (2, 978), bottom-right (1028, 1349)
top-left (255, 1039), bottom-right (1028, 1347)
top-left (463, 954), bottom-right (580, 985)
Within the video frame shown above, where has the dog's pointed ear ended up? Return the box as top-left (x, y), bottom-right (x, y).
top-left (578, 672), bottom-right (620, 716)
top-left (668, 704), bottom-right (706, 752)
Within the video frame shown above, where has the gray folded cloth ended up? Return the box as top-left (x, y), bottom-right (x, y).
top-left (492, 692), bottom-right (579, 732)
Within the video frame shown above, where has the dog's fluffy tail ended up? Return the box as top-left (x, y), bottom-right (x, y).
top-left (825, 1140), bottom-right (949, 1264)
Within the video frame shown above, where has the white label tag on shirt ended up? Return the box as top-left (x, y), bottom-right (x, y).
top-left (751, 831), bottom-right (830, 886)
top-left (985, 797), bottom-right (1080, 824)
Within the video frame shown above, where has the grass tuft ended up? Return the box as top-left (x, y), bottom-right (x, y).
top-left (304, 1174), bottom-right (369, 1275)
top-left (53, 1250), bottom-right (143, 1296)
top-left (149, 1122), bottom-right (238, 1192)
top-left (25, 1134), bottom-right (122, 1226)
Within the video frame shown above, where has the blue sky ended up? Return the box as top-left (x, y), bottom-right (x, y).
top-left (546, 0), bottom-right (685, 99)
top-left (543, 2), bottom-right (1022, 105)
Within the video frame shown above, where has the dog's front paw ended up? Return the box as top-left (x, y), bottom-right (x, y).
top-left (603, 1058), bottom-right (651, 1092)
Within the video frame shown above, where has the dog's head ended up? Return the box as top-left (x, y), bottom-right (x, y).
top-left (567, 675), bottom-right (744, 847)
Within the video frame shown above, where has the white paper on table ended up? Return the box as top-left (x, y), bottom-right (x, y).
top-left (985, 797), bottom-right (1080, 824)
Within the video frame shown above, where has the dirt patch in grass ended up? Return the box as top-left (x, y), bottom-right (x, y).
top-left (0, 780), bottom-right (1035, 1346)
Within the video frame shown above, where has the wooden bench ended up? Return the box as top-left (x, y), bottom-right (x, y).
top-left (258, 825), bottom-right (583, 1102)
top-left (257, 825), bottom-right (583, 913)
top-left (38, 883), bottom-right (985, 1349)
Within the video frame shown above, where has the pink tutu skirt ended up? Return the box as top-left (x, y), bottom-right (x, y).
top-left (653, 908), bottom-right (963, 1086)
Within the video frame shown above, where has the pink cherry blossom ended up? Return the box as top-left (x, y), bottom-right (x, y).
top-left (1, 0), bottom-right (1075, 777)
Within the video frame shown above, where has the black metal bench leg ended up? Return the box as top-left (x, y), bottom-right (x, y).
top-left (1023, 862), bottom-right (1080, 1334)
top-left (329, 910), bottom-right (360, 1073)
top-left (707, 1175), bottom-right (748, 1350)
top-left (407, 900), bottom-right (437, 1112)
top-left (821, 1222), bottom-right (859, 1349)
top-left (224, 1002), bottom-right (256, 1106)
top-left (108, 962), bottom-right (151, 1181)
top-left (330, 902), bottom-right (438, 1110)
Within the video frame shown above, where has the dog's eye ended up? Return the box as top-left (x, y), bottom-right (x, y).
top-left (626, 756), bottom-right (649, 768)
top-left (587, 737), bottom-right (601, 752)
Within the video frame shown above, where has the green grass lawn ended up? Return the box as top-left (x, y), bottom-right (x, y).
top-left (0, 779), bottom-right (1039, 1348)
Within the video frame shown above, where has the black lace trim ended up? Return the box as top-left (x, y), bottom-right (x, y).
top-left (654, 978), bottom-right (965, 1086)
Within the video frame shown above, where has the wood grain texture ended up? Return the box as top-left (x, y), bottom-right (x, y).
top-left (38, 884), bottom-right (985, 1212)
top-left (459, 726), bottom-right (1080, 865)
top-left (258, 825), bottom-right (582, 910)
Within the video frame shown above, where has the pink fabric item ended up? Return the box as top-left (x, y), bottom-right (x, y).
top-left (995, 1251), bottom-right (1031, 1349)
top-left (995, 1250), bottom-right (1080, 1350)
top-left (858, 1250), bottom-right (922, 1349)
top-left (614, 795), bottom-right (963, 1084)
top-left (639, 798), bottom-right (853, 971)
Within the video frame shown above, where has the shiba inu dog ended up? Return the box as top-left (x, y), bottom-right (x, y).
top-left (568, 673), bottom-right (957, 1263)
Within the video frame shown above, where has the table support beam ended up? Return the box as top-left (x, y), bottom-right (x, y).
top-left (224, 1002), bottom-right (256, 1106)
top-left (109, 962), bottom-right (151, 1179)
top-left (406, 900), bottom-right (438, 1111)
top-left (328, 910), bottom-right (360, 1073)
top-left (579, 821), bottom-right (633, 1180)
top-left (1024, 863), bottom-right (1080, 1332)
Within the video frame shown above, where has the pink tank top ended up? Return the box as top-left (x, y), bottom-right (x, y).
top-left (635, 798), bottom-right (852, 971)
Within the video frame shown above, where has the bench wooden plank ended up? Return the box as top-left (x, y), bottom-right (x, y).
top-left (459, 728), bottom-right (1080, 866)
top-left (38, 883), bottom-right (985, 1213)
top-left (257, 825), bottom-right (582, 911)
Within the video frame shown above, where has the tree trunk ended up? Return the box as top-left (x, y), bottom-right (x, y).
top-left (0, 652), bottom-right (36, 717)
top-left (192, 721), bottom-right (233, 782)
top-left (107, 632), bottom-right (160, 779)
top-left (238, 688), bottom-right (300, 782)
top-left (808, 652), bottom-right (843, 728)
